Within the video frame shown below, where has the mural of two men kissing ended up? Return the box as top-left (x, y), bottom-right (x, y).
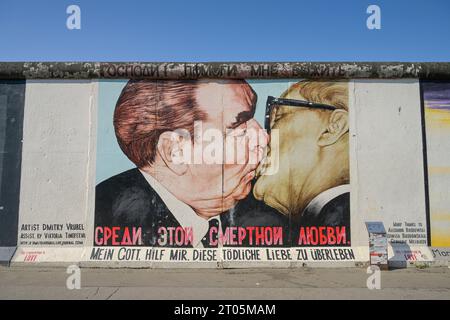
top-left (94, 79), bottom-right (351, 249)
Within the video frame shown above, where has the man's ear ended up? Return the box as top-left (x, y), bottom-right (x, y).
top-left (317, 109), bottom-right (349, 147)
top-left (156, 131), bottom-right (189, 176)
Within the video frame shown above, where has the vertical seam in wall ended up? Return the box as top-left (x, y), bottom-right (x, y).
top-left (220, 86), bottom-right (225, 269)
top-left (418, 81), bottom-right (432, 246)
top-left (350, 79), bottom-right (361, 244)
top-left (84, 81), bottom-right (94, 233)
top-left (16, 80), bottom-right (32, 249)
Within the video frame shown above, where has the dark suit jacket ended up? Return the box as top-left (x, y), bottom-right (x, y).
top-left (95, 168), bottom-right (349, 248)
top-left (95, 168), bottom-right (187, 246)
top-left (292, 191), bottom-right (351, 246)
top-left (229, 186), bottom-right (350, 247)
top-left (224, 186), bottom-right (291, 246)
top-left (95, 169), bottom-right (290, 247)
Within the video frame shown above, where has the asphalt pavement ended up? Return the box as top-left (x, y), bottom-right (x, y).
top-left (0, 266), bottom-right (449, 300)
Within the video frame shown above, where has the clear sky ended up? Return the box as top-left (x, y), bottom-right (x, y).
top-left (0, 0), bottom-right (449, 61)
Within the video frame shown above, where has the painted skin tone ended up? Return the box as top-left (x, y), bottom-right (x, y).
top-left (142, 81), bottom-right (269, 219)
top-left (253, 83), bottom-right (349, 222)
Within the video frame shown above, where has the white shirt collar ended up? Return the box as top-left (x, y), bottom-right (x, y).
top-left (138, 169), bottom-right (221, 247)
top-left (302, 184), bottom-right (350, 216)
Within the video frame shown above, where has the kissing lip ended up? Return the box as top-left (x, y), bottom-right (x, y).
top-left (255, 145), bottom-right (272, 178)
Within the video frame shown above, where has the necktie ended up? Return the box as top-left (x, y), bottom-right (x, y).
top-left (201, 218), bottom-right (220, 248)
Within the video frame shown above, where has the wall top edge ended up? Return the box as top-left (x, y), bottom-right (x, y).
top-left (1, 62), bottom-right (450, 80)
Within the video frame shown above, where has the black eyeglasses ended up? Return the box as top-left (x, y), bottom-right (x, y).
top-left (265, 95), bottom-right (337, 134)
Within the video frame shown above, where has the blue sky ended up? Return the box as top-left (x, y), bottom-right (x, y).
top-left (0, 0), bottom-right (449, 61)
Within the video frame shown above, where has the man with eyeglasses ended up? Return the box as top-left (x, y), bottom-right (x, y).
top-left (253, 80), bottom-right (350, 244)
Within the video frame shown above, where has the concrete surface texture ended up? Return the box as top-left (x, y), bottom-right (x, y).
top-left (2, 62), bottom-right (450, 80)
top-left (2, 76), bottom-right (450, 269)
top-left (0, 266), bottom-right (449, 300)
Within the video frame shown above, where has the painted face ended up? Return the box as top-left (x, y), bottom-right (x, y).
top-left (253, 93), bottom-right (329, 216)
top-left (185, 81), bottom-right (268, 218)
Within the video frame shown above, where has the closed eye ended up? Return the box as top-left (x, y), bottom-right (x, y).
top-left (274, 113), bottom-right (284, 121)
top-left (227, 123), bottom-right (247, 137)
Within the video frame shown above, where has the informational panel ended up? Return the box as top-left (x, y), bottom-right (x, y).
top-left (365, 222), bottom-right (388, 269)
